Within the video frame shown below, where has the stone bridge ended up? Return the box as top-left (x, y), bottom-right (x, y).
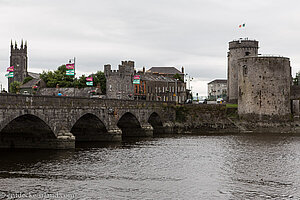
top-left (0, 94), bottom-right (176, 149)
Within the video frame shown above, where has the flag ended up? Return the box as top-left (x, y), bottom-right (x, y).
top-left (86, 77), bottom-right (93, 82)
top-left (66, 69), bottom-right (75, 75)
top-left (7, 66), bottom-right (14, 72)
top-left (133, 75), bottom-right (140, 84)
top-left (239, 23), bottom-right (245, 28)
top-left (86, 81), bottom-right (93, 86)
top-left (5, 72), bottom-right (14, 78)
top-left (134, 75), bottom-right (140, 79)
top-left (66, 63), bottom-right (75, 69)
top-left (133, 79), bottom-right (140, 84)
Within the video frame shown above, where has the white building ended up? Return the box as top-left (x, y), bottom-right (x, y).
top-left (207, 79), bottom-right (227, 100)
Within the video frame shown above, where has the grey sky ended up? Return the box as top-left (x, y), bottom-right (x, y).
top-left (0, 0), bottom-right (300, 95)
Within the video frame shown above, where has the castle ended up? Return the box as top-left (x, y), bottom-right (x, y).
top-left (227, 38), bottom-right (292, 121)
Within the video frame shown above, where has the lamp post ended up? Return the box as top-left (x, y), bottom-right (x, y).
top-left (69, 57), bottom-right (76, 97)
top-left (175, 78), bottom-right (179, 103)
top-left (185, 73), bottom-right (193, 90)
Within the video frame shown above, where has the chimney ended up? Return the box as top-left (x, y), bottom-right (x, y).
top-left (143, 66), bottom-right (145, 74)
top-left (181, 66), bottom-right (184, 73)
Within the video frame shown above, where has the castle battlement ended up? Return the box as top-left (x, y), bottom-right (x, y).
top-left (229, 39), bottom-right (259, 50)
top-left (104, 61), bottom-right (135, 77)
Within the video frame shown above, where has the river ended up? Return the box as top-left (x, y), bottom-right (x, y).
top-left (0, 133), bottom-right (300, 199)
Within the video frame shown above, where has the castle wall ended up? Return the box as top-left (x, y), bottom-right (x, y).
top-left (227, 40), bottom-right (258, 103)
top-left (238, 56), bottom-right (291, 121)
top-left (104, 61), bottom-right (134, 99)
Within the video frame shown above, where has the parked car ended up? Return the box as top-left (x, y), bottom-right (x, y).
top-left (198, 99), bottom-right (207, 104)
top-left (217, 98), bottom-right (224, 104)
top-left (185, 99), bottom-right (192, 104)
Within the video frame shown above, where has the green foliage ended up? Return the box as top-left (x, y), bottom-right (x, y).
top-left (23, 76), bottom-right (33, 84)
top-left (173, 73), bottom-right (184, 82)
top-left (226, 104), bottom-right (238, 108)
top-left (40, 65), bottom-right (106, 94)
top-left (40, 65), bottom-right (75, 88)
top-left (90, 71), bottom-right (106, 94)
top-left (10, 81), bottom-right (21, 94)
top-left (294, 72), bottom-right (300, 85)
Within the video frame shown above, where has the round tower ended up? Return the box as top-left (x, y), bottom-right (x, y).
top-left (227, 39), bottom-right (259, 103)
top-left (238, 56), bottom-right (291, 121)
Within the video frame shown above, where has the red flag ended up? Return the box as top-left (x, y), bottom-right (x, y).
top-left (86, 77), bottom-right (93, 82)
top-left (7, 66), bottom-right (14, 72)
top-left (66, 63), bottom-right (75, 69)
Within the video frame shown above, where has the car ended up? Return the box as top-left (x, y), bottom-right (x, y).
top-left (217, 98), bottom-right (224, 104)
top-left (185, 99), bottom-right (192, 104)
top-left (198, 99), bottom-right (207, 104)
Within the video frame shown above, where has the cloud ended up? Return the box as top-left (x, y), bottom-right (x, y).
top-left (0, 0), bottom-right (300, 94)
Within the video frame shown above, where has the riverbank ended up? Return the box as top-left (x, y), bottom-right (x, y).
top-left (173, 104), bottom-right (300, 134)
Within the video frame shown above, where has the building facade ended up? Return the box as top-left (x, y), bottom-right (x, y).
top-left (207, 79), bottom-right (227, 100)
top-left (227, 39), bottom-right (259, 103)
top-left (134, 74), bottom-right (186, 103)
top-left (104, 62), bottom-right (187, 102)
top-left (9, 40), bottom-right (28, 92)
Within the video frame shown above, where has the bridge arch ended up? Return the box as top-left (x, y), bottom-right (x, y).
top-left (148, 112), bottom-right (164, 134)
top-left (0, 114), bottom-right (56, 148)
top-left (71, 113), bottom-right (109, 142)
top-left (117, 112), bottom-right (143, 137)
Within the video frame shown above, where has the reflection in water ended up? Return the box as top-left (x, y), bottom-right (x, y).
top-left (0, 133), bottom-right (300, 199)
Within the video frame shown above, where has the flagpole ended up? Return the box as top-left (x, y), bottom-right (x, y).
top-left (73, 57), bottom-right (76, 97)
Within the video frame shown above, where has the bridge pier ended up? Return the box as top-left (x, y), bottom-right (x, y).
top-left (106, 127), bottom-right (122, 141)
top-left (56, 129), bottom-right (75, 149)
top-left (162, 122), bottom-right (175, 134)
top-left (140, 123), bottom-right (154, 137)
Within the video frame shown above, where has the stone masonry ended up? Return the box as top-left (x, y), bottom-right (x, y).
top-left (238, 56), bottom-right (291, 121)
top-left (227, 39), bottom-right (259, 103)
top-left (104, 61), bottom-right (135, 100)
top-left (0, 94), bottom-right (175, 149)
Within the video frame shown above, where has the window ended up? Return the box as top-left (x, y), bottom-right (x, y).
top-left (243, 65), bottom-right (248, 76)
top-left (245, 52), bottom-right (250, 56)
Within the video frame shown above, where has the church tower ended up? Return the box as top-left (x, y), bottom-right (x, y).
top-left (9, 40), bottom-right (28, 92)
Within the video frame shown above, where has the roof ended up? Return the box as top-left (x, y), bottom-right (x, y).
top-left (140, 74), bottom-right (177, 82)
top-left (207, 79), bottom-right (227, 85)
top-left (28, 72), bottom-right (40, 79)
top-left (146, 67), bottom-right (182, 74)
top-left (20, 78), bottom-right (40, 88)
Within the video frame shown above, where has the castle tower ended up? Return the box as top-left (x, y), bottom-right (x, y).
top-left (104, 61), bottom-right (135, 99)
top-left (238, 56), bottom-right (291, 121)
top-left (227, 39), bottom-right (258, 103)
top-left (9, 40), bottom-right (28, 92)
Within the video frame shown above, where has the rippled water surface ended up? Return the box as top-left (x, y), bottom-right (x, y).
top-left (0, 133), bottom-right (300, 199)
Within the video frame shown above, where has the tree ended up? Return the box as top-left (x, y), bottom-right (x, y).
top-left (173, 73), bottom-right (184, 82)
top-left (41, 65), bottom-right (77, 88)
top-left (23, 76), bottom-right (33, 84)
top-left (294, 72), bottom-right (300, 85)
top-left (10, 81), bottom-right (21, 94)
top-left (90, 71), bottom-right (106, 94)
top-left (40, 65), bottom-right (106, 94)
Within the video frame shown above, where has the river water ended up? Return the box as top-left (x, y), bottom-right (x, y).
top-left (0, 133), bottom-right (300, 199)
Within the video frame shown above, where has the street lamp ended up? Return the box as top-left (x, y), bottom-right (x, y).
top-left (185, 73), bottom-right (193, 90)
